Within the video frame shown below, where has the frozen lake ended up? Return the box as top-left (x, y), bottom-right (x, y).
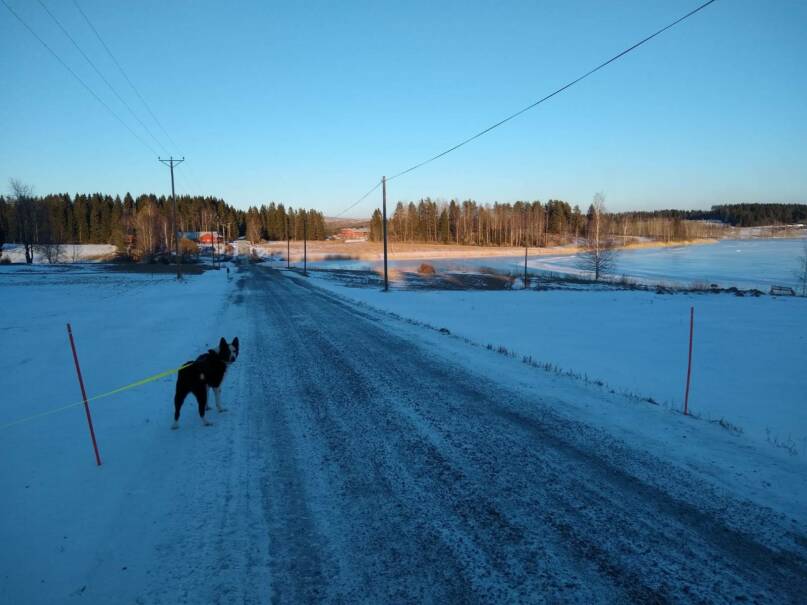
top-left (533, 237), bottom-right (807, 290)
top-left (308, 237), bottom-right (806, 290)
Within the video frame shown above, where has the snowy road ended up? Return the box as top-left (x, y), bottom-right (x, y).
top-left (159, 263), bottom-right (806, 604)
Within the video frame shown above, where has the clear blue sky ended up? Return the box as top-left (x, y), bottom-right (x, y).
top-left (1, 0), bottom-right (805, 216)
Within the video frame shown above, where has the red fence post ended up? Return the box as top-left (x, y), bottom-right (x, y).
top-left (67, 323), bottom-right (102, 466)
top-left (683, 306), bottom-right (694, 416)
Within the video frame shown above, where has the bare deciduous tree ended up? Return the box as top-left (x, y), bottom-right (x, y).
top-left (9, 179), bottom-right (37, 264)
top-left (135, 198), bottom-right (160, 260)
top-left (578, 192), bottom-right (617, 281)
top-left (38, 237), bottom-right (64, 264)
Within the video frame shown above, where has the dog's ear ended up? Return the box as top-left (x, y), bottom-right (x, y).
top-left (219, 337), bottom-right (227, 352)
top-left (232, 337), bottom-right (239, 351)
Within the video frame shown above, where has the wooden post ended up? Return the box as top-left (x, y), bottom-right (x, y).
top-left (523, 208), bottom-right (528, 288)
top-left (683, 306), bottom-right (694, 416)
top-left (158, 157), bottom-right (184, 280)
top-left (382, 176), bottom-right (388, 292)
top-left (303, 213), bottom-right (307, 275)
top-left (524, 245), bottom-right (528, 288)
top-left (66, 323), bottom-right (102, 466)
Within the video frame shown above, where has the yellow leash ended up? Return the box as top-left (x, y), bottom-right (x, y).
top-left (0, 363), bottom-right (192, 431)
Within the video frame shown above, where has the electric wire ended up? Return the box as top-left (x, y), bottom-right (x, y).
top-left (2, 0), bottom-right (159, 156)
top-left (386, 0), bottom-right (718, 182)
top-left (335, 0), bottom-right (718, 217)
top-left (70, 0), bottom-right (182, 156)
top-left (71, 0), bottom-right (211, 196)
top-left (36, 0), bottom-right (171, 155)
top-left (72, 0), bottom-right (210, 196)
top-left (333, 180), bottom-right (382, 218)
top-left (7, 0), bottom-right (719, 214)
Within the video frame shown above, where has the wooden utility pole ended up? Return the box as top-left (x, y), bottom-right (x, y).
top-left (220, 223), bottom-right (225, 266)
top-left (158, 156), bottom-right (184, 279)
top-left (382, 176), bottom-right (388, 292)
top-left (286, 215), bottom-right (291, 269)
top-left (220, 222), bottom-right (225, 265)
top-left (303, 213), bottom-right (307, 275)
top-left (212, 221), bottom-right (219, 268)
top-left (683, 306), bottom-right (695, 415)
top-left (524, 245), bottom-right (528, 288)
top-left (523, 208), bottom-right (528, 289)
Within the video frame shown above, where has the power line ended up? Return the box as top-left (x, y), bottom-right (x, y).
top-left (36, 0), bottom-right (170, 155)
top-left (336, 0), bottom-right (718, 218)
top-left (70, 0), bottom-right (209, 195)
top-left (387, 0), bottom-right (718, 182)
top-left (70, 0), bottom-right (181, 155)
top-left (2, 0), bottom-right (159, 156)
top-left (333, 180), bottom-right (382, 218)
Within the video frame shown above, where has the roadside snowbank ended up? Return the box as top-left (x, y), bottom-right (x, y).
top-left (302, 272), bottom-right (807, 454)
top-left (281, 268), bottom-right (807, 524)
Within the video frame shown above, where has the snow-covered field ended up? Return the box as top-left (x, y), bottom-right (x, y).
top-left (0, 264), bottom-right (240, 603)
top-left (1, 243), bottom-right (117, 264)
top-left (302, 271), bottom-right (807, 454)
top-left (2, 262), bottom-right (806, 601)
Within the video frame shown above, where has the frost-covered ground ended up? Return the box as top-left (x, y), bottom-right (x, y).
top-left (2, 262), bottom-right (806, 602)
top-left (0, 264), bottom-right (242, 603)
top-left (1, 243), bottom-right (117, 263)
top-left (300, 269), bottom-right (807, 454)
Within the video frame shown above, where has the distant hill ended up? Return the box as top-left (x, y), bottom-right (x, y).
top-left (324, 217), bottom-right (370, 232)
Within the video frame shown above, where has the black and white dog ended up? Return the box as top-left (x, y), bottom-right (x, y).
top-left (172, 337), bottom-right (239, 429)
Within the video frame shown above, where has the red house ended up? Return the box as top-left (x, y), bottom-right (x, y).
top-left (337, 227), bottom-right (369, 241)
top-left (181, 231), bottom-right (223, 244)
top-left (198, 231), bottom-right (223, 245)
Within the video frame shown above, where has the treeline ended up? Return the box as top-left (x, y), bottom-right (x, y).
top-left (244, 203), bottom-right (326, 243)
top-left (608, 212), bottom-right (726, 242)
top-left (367, 198), bottom-right (724, 246)
top-left (0, 184), bottom-right (325, 263)
top-left (370, 199), bottom-right (586, 247)
top-left (619, 203), bottom-right (807, 228)
top-left (0, 190), bottom-right (244, 262)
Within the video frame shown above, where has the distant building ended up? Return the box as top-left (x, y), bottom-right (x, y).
top-left (180, 231), bottom-right (223, 244)
top-left (337, 227), bottom-right (369, 241)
